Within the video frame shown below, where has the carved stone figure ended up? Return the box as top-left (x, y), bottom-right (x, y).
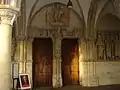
top-left (47, 3), bottom-right (69, 26)
top-left (95, 33), bottom-right (106, 60)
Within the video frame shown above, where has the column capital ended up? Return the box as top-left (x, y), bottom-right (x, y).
top-left (0, 9), bottom-right (18, 25)
top-left (27, 38), bottom-right (34, 42)
top-left (15, 36), bottom-right (26, 41)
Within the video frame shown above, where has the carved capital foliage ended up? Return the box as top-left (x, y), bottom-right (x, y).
top-left (16, 37), bottom-right (26, 41)
top-left (0, 9), bottom-right (18, 25)
top-left (49, 28), bottom-right (62, 39)
top-left (27, 38), bottom-right (34, 43)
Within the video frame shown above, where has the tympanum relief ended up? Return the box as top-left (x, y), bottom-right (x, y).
top-left (30, 2), bottom-right (83, 37)
top-left (46, 3), bottom-right (70, 27)
top-left (95, 30), bottom-right (120, 60)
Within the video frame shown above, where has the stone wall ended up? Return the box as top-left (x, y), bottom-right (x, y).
top-left (18, 37), bottom-right (120, 87)
top-left (96, 61), bottom-right (120, 85)
top-left (81, 61), bottom-right (120, 87)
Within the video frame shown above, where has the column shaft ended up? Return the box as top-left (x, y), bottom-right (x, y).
top-left (52, 38), bottom-right (62, 87)
top-left (0, 24), bottom-right (12, 90)
top-left (19, 40), bottom-right (26, 73)
top-left (87, 40), bottom-right (98, 86)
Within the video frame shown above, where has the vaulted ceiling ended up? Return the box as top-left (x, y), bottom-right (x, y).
top-left (25, 0), bottom-right (120, 27)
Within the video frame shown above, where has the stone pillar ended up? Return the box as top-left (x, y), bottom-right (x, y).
top-left (78, 38), bottom-right (91, 86)
top-left (52, 37), bottom-right (62, 87)
top-left (0, 9), bottom-right (17, 90)
top-left (26, 39), bottom-right (33, 86)
top-left (18, 40), bottom-right (26, 73)
top-left (86, 38), bottom-right (98, 87)
top-left (78, 39), bottom-right (85, 85)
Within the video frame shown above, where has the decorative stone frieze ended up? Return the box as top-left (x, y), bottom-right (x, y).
top-left (28, 26), bottom-right (82, 38)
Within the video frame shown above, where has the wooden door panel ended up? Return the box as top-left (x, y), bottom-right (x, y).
top-left (62, 39), bottom-right (79, 85)
top-left (33, 38), bottom-right (53, 87)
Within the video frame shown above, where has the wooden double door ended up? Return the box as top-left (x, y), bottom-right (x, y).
top-left (62, 39), bottom-right (79, 85)
top-left (33, 38), bottom-right (79, 87)
top-left (32, 38), bottom-right (53, 87)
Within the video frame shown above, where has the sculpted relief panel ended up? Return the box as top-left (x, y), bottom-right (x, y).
top-left (29, 3), bottom-right (83, 38)
top-left (47, 3), bottom-right (70, 27)
top-left (31, 3), bottom-right (83, 29)
top-left (95, 30), bottom-right (120, 60)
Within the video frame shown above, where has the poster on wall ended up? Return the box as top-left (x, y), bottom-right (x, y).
top-left (19, 74), bottom-right (31, 89)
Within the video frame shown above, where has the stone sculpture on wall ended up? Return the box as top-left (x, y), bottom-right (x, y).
top-left (95, 32), bottom-right (104, 60)
top-left (46, 3), bottom-right (70, 27)
top-left (95, 30), bottom-right (120, 60)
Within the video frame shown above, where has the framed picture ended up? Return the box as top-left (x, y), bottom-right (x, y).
top-left (19, 74), bottom-right (31, 89)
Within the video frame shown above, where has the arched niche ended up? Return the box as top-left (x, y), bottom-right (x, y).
top-left (95, 13), bottom-right (120, 61)
top-left (28, 2), bottom-right (85, 38)
top-left (97, 13), bottom-right (120, 30)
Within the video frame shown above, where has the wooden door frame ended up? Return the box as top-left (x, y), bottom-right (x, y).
top-left (61, 38), bottom-right (79, 85)
top-left (32, 38), bottom-right (53, 87)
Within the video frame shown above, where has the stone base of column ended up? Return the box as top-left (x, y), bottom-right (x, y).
top-left (81, 75), bottom-right (99, 87)
top-left (88, 76), bottom-right (99, 87)
top-left (58, 75), bottom-right (63, 87)
top-left (52, 74), bottom-right (63, 88)
top-left (52, 74), bottom-right (57, 88)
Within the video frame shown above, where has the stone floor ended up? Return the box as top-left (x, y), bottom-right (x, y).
top-left (31, 84), bottom-right (120, 90)
top-left (14, 84), bottom-right (120, 90)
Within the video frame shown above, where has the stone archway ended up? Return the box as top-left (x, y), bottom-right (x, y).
top-left (27, 2), bottom-right (85, 87)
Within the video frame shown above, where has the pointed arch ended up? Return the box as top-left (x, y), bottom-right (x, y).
top-left (87, 0), bottom-right (98, 37)
top-left (27, 0), bottom-right (39, 26)
top-left (96, 0), bottom-right (117, 26)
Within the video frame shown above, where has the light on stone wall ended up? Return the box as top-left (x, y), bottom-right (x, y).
top-left (79, 47), bottom-right (84, 79)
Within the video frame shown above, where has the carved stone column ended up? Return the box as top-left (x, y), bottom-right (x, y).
top-left (78, 39), bottom-right (87, 85)
top-left (52, 36), bottom-right (62, 88)
top-left (0, 9), bottom-right (18, 90)
top-left (86, 38), bottom-right (98, 86)
top-left (26, 38), bottom-right (33, 86)
top-left (18, 39), bottom-right (27, 73)
top-left (17, 0), bottom-right (27, 74)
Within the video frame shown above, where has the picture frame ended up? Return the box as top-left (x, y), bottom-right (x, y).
top-left (19, 74), bottom-right (31, 89)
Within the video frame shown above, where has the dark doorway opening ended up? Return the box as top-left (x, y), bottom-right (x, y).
top-left (62, 38), bottom-right (79, 86)
top-left (32, 38), bottom-right (53, 87)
